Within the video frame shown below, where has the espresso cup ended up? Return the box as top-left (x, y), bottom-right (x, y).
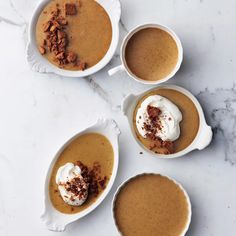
top-left (108, 23), bottom-right (183, 85)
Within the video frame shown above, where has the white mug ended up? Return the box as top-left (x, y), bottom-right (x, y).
top-left (108, 23), bottom-right (183, 85)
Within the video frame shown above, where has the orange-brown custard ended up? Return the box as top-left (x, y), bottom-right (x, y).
top-left (125, 28), bottom-right (178, 81)
top-left (49, 133), bottom-right (114, 214)
top-left (133, 88), bottom-right (199, 154)
top-left (114, 174), bottom-right (190, 236)
top-left (36, 0), bottom-right (112, 70)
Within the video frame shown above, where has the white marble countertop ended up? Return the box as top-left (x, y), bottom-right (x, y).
top-left (0, 0), bottom-right (236, 235)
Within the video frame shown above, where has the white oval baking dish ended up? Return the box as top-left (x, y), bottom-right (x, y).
top-left (27, 0), bottom-right (121, 77)
top-left (122, 85), bottom-right (213, 158)
top-left (41, 118), bottom-right (120, 231)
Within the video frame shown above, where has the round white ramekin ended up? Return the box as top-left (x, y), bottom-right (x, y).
top-left (112, 173), bottom-right (192, 236)
top-left (27, 0), bottom-right (121, 77)
top-left (41, 119), bottom-right (120, 231)
top-left (108, 23), bottom-right (183, 85)
top-left (122, 84), bottom-right (213, 158)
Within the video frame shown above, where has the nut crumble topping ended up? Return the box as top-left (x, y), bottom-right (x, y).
top-left (39, 3), bottom-right (86, 70)
top-left (142, 105), bottom-right (174, 154)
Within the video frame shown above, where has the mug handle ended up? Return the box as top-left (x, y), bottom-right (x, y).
top-left (108, 65), bottom-right (125, 76)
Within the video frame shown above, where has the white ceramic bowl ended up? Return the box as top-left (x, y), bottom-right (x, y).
top-left (108, 23), bottom-right (183, 85)
top-left (122, 85), bottom-right (212, 158)
top-left (41, 119), bottom-right (120, 231)
top-left (27, 0), bottom-right (121, 77)
top-left (112, 173), bottom-right (192, 236)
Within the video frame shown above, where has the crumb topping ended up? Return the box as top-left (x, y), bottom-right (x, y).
top-left (65, 3), bottom-right (77, 15)
top-left (142, 105), bottom-right (174, 154)
top-left (39, 2), bottom-right (86, 70)
top-left (76, 161), bottom-right (108, 197)
top-left (60, 175), bottom-right (88, 201)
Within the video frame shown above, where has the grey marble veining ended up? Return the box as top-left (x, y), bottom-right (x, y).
top-left (197, 85), bottom-right (236, 165)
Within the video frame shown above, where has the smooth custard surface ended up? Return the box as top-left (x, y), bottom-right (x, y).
top-left (125, 28), bottom-right (178, 81)
top-left (114, 174), bottom-right (190, 236)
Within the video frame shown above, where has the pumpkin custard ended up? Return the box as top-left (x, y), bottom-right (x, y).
top-left (114, 174), bottom-right (190, 236)
top-left (36, 0), bottom-right (112, 70)
top-left (49, 133), bottom-right (114, 214)
top-left (125, 27), bottom-right (178, 81)
top-left (133, 88), bottom-right (199, 154)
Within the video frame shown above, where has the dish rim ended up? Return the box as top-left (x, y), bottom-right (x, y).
top-left (112, 173), bottom-right (192, 236)
top-left (27, 0), bottom-right (121, 77)
top-left (122, 84), bottom-right (213, 158)
top-left (41, 118), bottom-right (120, 231)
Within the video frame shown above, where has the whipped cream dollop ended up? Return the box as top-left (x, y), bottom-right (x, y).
top-left (56, 163), bottom-right (88, 206)
top-left (136, 95), bottom-right (182, 141)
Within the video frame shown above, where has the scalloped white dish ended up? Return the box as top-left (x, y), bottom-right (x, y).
top-left (123, 85), bottom-right (213, 158)
top-left (112, 173), bottom-right (192, 236)
top-left (41, 119), bottom-right (120, 231)
top-left (27, 0), bottom-right (121, 77)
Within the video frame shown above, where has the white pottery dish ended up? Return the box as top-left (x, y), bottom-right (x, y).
top-left (112, 173), bottom-right (192, 236)
top-left (108, 23), bottom-right (183, 85)
top-left (41, 119), bottom-right (120, 231)
top-left (123, 85), bottom-right (213, 158)
top-left (27, 0), bottom-right (121, 77)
